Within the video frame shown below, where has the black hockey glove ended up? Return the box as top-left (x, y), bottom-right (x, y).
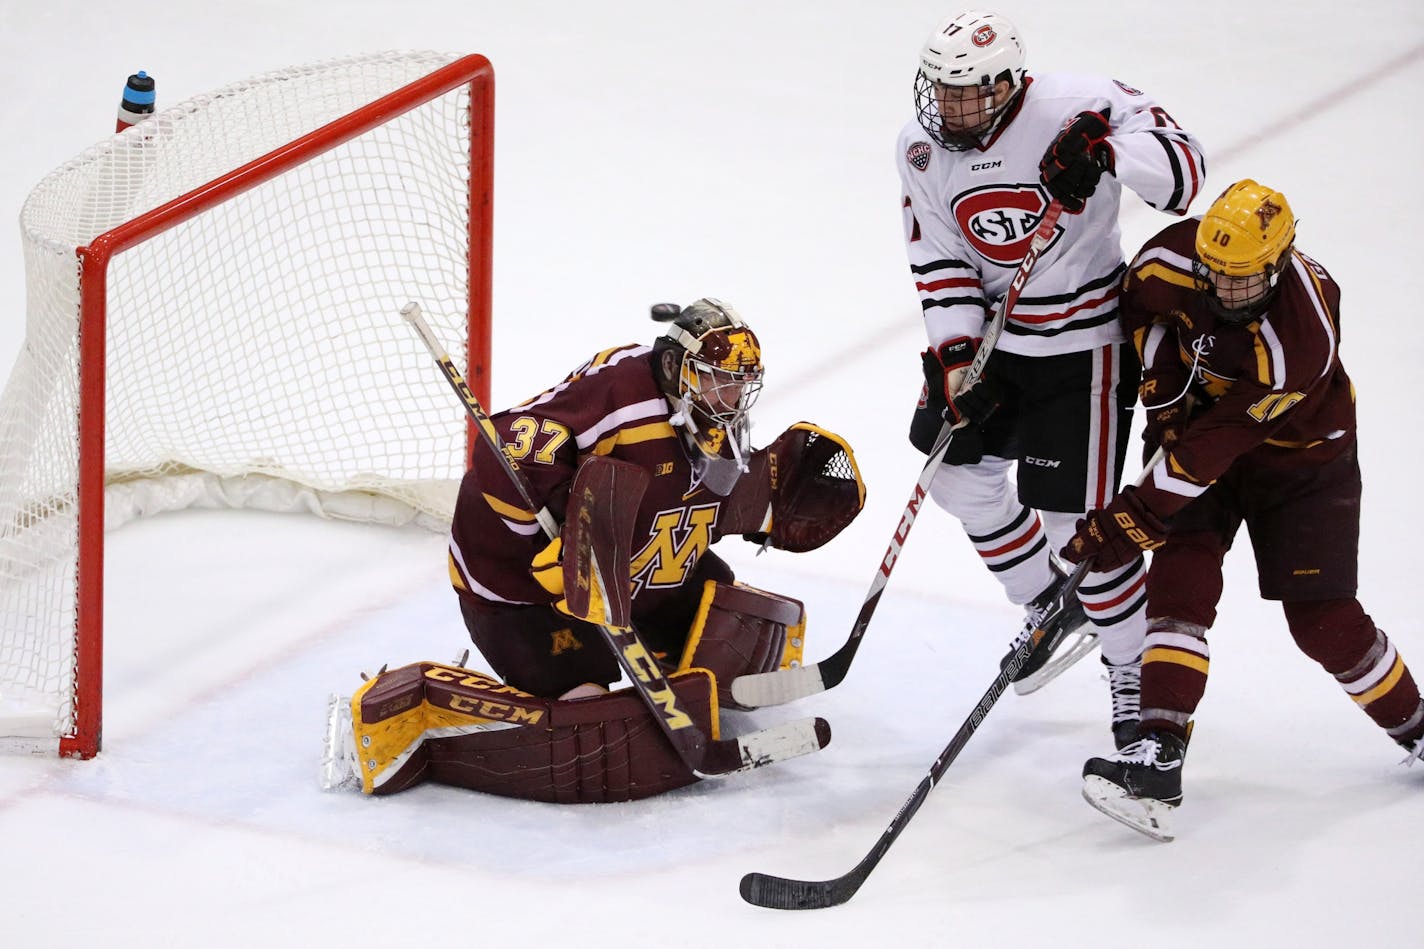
top-left (1039, 110), bottom-right (1114, 213)
top-left (918, 342), bottom-right (1003, 465)
top-left (920, 339), bottom-right (974, 425)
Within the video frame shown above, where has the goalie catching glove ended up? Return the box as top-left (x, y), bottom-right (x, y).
top-left (722, 422), bottom-right (866, 552)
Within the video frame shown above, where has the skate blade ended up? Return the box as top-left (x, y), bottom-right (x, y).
top-left (1013, 628), bottom-right (1100, 696)
top-left (1081, 775), bottom-right (1176, 842)
top-left (319, 693), bottom-right (360, 792)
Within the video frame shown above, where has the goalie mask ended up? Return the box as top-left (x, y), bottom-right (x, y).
top-left (1194, 179), bottom-right (1297, 324)
top-left (651, 298), bottom-right (764, 496)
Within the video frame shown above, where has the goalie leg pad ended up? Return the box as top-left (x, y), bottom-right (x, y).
top-left (677, 581), bottom-right (807, 710)
top-left (350, 663), bottom-right (551, 795)
top-left (350, 662), bottom-right (716, 802)
top-left (428, 669), bottom-right (716, 802)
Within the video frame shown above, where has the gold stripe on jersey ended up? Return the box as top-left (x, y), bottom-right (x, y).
top-left (1264, 435), bottom-right (1327, 449)
top-left (1166, 450), bottom-right (1209, 485)
top-left (591, 420), bottom-right (678, 456)
top-left (449, 552), bottom-right (469, 592)
top-left (1134, 260), bottom-right (1196, 291)
top-left (589, 345), bottom-right (627, 369)
top-left (1299, 252), bottom-right (1340, 334)
top-left (1253, 332), bottom-right (1274, 387)
top-left (481, 491), bottom-right (537, 523)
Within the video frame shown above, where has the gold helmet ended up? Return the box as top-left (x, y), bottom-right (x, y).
top-left (1193, 180), bottom-right (1297, 320)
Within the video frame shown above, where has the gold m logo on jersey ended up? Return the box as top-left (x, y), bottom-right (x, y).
top-left (549, 628), bottom-right (583, 655)
top-left (630, 503), bottom-right (719, 594)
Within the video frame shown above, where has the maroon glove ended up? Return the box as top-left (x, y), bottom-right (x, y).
top-left (1138, 369), bottom-right (1191, 453)
top-left (1061, 487), bottom-right (1166, 571)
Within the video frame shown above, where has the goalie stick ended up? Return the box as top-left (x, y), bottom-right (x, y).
top-left (739, 448), bottom-right (1164, 909)
top-left (401, 303), bottom-right (830, 778)
top-left (729, 199), bottom-right (1066, 710)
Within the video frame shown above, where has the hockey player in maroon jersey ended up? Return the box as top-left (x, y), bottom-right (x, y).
top-left (1067, 180), bottom-right (1424, 840)
top-left (900, 11), bottom-right (1206, 745)
top-left (327, 299), bottom-right (865, 802)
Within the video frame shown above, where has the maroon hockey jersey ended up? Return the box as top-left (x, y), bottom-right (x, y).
top-left (449, 344), bottom-right (748, 616)
top-left (1122, 218), bottom-right (1356, 519)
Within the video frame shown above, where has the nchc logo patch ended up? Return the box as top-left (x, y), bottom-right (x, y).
top-left (907, 140), bottom-right (932, 172)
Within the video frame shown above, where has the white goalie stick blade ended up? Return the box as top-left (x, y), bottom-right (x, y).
top-left (319, 693), bottom-right (360, 792)
top-left (729, 663), bottom-right (828, 709)
top-left (733, 715), bottom-right (828, 770)
top-left (1081, 774), bottom-right (1176, 842)
top-left (1012, 626), bottom-right (1101, 695)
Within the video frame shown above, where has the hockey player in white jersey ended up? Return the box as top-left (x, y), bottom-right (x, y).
top-left (901, 10), bottom-right (1206, 747)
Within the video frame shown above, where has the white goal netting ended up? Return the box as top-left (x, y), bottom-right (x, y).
top-left (0, 51), bottom-right (488, 751)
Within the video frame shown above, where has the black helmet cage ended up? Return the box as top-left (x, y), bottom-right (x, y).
top-left (914, 67), bottom-right (1021, 151)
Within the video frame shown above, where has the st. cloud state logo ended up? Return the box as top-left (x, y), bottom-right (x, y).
top-left (951, 184), bottom-right (1064, 267)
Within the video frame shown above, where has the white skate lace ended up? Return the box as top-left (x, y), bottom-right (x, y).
top-left (1011, 598), bottom-right (1055, 650)
top-left (1113, 735), bottom-right (1182, 772)
top-left (1106, 661), bottom-right (1142, 726)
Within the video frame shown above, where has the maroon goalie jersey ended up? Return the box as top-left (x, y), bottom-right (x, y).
top-left (1122, 218), bottom-right (1355, 519)
top-left (449, 344), bottom-right (742, 615)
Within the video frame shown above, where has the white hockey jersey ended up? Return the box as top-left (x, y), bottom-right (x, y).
top-left (897, 72), bottom-right (1206, 357)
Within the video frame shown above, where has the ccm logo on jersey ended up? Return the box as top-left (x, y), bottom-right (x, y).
top-left (1024, 455), bottom-right (1061, 468)
top-left (951, 184), bottom-right (1065, 266)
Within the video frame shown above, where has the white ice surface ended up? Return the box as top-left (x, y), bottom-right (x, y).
top-left (1, 2), bottom-right (1421, 946)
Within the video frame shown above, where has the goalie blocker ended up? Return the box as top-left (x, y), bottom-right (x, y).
top-left (328, 580), bottom-right (808, 802)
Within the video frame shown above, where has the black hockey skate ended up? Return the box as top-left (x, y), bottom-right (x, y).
top-left (1081, 730), bottom-right (1187, 842)
top-left (1000, 568), bottom-right (1094, 695)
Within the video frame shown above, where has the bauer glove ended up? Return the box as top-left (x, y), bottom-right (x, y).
top-left (1039, 110), bottom-right (1114, 213)
top-left (1061, 487), bottom-right (1166, 572)
top-left (1139, 371), bottom-right (1195, 457)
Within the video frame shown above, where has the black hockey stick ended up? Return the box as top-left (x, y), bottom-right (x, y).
top-left (740, 449), bottom-right (1164, 908)
top-left (740, 557), bottom-right (1092, 909)
top-left (401, 303), bottom-right (830, 778)
top-left (729, 199), bottom-right (1066, 710)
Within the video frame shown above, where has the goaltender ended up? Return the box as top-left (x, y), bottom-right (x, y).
top-left (326, 299), bottom-right (865, 802)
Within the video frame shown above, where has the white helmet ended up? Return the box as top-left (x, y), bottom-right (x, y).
top-left (915, 11), bottom-right (1028, 150)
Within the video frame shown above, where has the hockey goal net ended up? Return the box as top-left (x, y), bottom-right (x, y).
top-left (0, 51), bottom-right (493, 758)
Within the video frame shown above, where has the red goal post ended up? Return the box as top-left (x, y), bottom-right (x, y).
top-left (0, 52), bottom-right (494, 758)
